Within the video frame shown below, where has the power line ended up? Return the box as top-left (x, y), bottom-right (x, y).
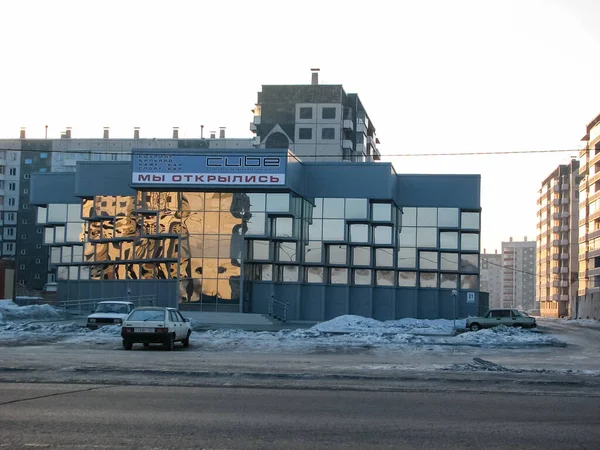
top-left (0, 147), bottom-right (585, 158)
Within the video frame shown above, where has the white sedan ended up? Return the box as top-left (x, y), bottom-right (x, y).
top-left (121, 307), bottom-right (192, 350)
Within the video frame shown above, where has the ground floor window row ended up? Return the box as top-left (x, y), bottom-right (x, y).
top-left (55, 262), bottom-right (478, 289)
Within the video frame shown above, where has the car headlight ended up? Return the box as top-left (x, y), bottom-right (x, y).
top-left (113, 318), bottom-right (122, 324)
top-left (88, 318), bottom-right (96, 323)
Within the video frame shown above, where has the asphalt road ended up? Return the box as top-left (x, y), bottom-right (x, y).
top-left (1, 383), bottom-right (599, 450)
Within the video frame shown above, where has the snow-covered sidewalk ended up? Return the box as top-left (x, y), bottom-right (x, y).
top-left (0, 300), bottom-right (565, 350)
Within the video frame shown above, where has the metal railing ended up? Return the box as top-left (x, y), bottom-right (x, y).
top-left (268, 294), bottom-right (288, 322)
top-left (57, 295), bottom-right (157, 316)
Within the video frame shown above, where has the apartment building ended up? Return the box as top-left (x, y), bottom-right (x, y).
top-left (536, 160), bottom-right (580, 318)
top-left (251, 69), bottom-right (380, 162)
top-left (577, 112), bottom-right (600, 319)
top-left (480, 250), bottom-right (502, 308)
top-left (501, 238), bottom-right (536, 312)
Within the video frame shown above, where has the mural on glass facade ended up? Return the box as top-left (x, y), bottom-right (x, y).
top-left (38, 192), bottom-right (480, 311)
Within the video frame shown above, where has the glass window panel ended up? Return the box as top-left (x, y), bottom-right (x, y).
top-left (372, 203), bottom-right (392, 221)
top-left (438, 208), bottom-right (459, 227)
top-left (247, 193), bottom-right (266, 211)
top-left (397, 248), bottom-right (416, 268)
top-left (266, 193), bottom-right (289, 212)
top-left (96, 196), bottom-right (116, 216)
top-left (218, 235), bottom-right (233, 259)
top-left (306, 267), bottom-right (324, 283)
top-left (57, 266), bottom-right (68, 280)
top-left (374, 226), bottom-right (392, 245)
top-left (279, 242), bottom-right (297, 262)
top-left (115, 197), bottom-right (132, 217)
top-left (461, 212), bottom-right (480, 230)
top-left (304, 241), bottom-right (322, 263)
top-left (345, 198), bottom-right (368, 219)
top-left (246, 212), bottom-right (265, 236)
top-left (188, 235), bottom-right (204, 257)
top-left (44, 228), bottom-right (54, 244)
top-left (67, 266), bottom-right (78, 281)
top-left (82, 199), bottom-right (93, 218)
top-left (328, 245), bottom-right (347, 265)
top-left (51, 247), bottom-right (60, 264)
top-left (461, 233), bottom-right (479, 251)
top-left (440, 252), bottom-right (459, 270)
top-left (440, 231), bottom-right (458, 249)
top-left (440, 273), bottom-right (458, 288)
top-left (182, 192), bottom-right (205, 211)
top-left (252, 240), bottom-right (270, 260)
top-left (202, 236), bottom-right (219, 257)
top-left (461, 274), bottom-right (479, 289)
top-left (398, 227), bottom-right (416, 247)
top-left (37, 206), bottom-right (47, 224)
top-left (80, 266), bottom-right (90, 280)
top-left (220, 193), bottom-right (234, 211)
top-left (204, 212), bottom-right (219, 234)
top-left (460, 254), bottom-right (479, 271)
top-left (323, 198), bottom-right (344, 218)
top-left (352, 246), bottom-right (371, 266)
top-left (349, 224), bottom-right (369, 243)
top-left (259, 264), bottom-right (273, 281)
top-left (398, 271), bottom-right (417, 287)
top-left (72, 246), bottom-right (83, 263)
top-left (330, 267), bottom-right (348, 284)
top-left (67, 204), bottom-right (82, 222)
top-left (417, 227), bottom-right (437, 247)
top-left (220, 212), bottom-right (241, 233)
top-left (417, 207), bottom-right (437, 226)
top-left (353, 269), bottom-right (371, 285)
top-left (54, 226), bottom-right (65, 244)
top-left (402, 208), bottom-right (416, 226)
top-left (323, 219), bottom-right (344, 241)
top-left (48, 204), bottom-right (67, 222)
top-left (61, 247), bottom-right (72, 263)
top-left (376, 248), bottom-right (394, 267)
top-left (376, 270), bottom-right (395, 286)
top-left (204, 193), bottom-right (220, 210)
top-left (420, 272), bottom-right (437, 288)
top-left (420, 251), bottom-right (438, 270)
top-left (126, 263), bottom-right (139, 280)
top-left (312, 198), bottom-right (323, 219)
top-left (308, 219), bottom-right (322, 241)
top-left (281, 265), bottom-right (298, 282)
top-left (275, 217), bottom-right (293, 238)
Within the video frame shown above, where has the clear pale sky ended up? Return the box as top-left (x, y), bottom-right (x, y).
top-left (1, 0), bottom-right (599, 253)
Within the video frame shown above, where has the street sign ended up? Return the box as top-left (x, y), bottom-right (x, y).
top-left (467, 292), bottom-right (475, 304)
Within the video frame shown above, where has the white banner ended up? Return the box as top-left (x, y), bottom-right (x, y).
top-left (132, 172), bottom-right (285, 185)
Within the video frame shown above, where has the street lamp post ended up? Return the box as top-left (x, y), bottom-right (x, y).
top-left (452, 289), bottom-right (458, 331)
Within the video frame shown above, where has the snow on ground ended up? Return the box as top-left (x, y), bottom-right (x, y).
top-left (0, 302), bottom-right (566, 350)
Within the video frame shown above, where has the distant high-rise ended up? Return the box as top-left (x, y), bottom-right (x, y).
top-left (480, 250), bottom-right (502, 308)
top-left (536, 159), bottom-right (580, 318)
top-left (501, 238), bottom-right (536, 312)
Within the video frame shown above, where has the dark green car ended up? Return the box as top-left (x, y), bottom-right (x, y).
top-left (466, 308), bottom-right (537, 331)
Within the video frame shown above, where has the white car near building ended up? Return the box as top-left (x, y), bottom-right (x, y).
top-left (87, 301), bottom-right (135, 329)
top-left (121, 307), bottom-right (192, 350)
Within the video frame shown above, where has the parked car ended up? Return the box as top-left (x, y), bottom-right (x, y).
top-left (121, 307), bottom-right (191, 350)
top-left (466, 308), bottom-right (537, 331)
top-left (87, 301), bottom-right (135, 329)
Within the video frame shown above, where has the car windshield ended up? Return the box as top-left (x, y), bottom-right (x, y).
top-left (95, 303), bottom-right (129, 314)
top-left (516, 310), bottom-right (530, 317)
top-left (128, 310), bottom-right (165, 322)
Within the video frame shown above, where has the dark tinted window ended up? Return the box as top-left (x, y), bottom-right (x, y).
top-left (322, 128), bottom-right (335, 140)
top-left (299, 128), bottom-right (312, 140)
top-left (299, 107), bottom-right (313, 119)
top-left (322, 107), bottom-right (336, 119)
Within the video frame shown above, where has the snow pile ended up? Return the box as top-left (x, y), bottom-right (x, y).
top-left (567, 319), bottom-right (600, 328)
top-left (454, 326), bottom-right (564, 347)
top-left (312, 314), bottom-right (466, 335)
top-left (0, 300), bottom-right (68, 322)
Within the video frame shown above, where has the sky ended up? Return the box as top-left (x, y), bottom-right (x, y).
top-left (1, 0), bottom-right (599, 253)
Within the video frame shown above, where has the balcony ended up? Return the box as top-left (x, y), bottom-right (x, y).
top-left (249, 122), bottom-right (257, 132)
top-left (552, 199), bottom-right (560, 206)
top-left (560, 239), bottom-right (569, 245)
top-left (561, 183), bottom-right (570, 191)
top-left (343, 119), bottom-right (354, 131)
top-left (560, 295), bottom-right (569, 301)
top-left (561, 267), bottom-right (569, 273)
top-left (553, 185), bottom-right (561, 192)
top-left (560, 225), bottom-right (569, 232)
top-left (560, 253), bottom-right (569, 259)
top-left (342, 140), bottom-right (353, 150)
top-left (552, 267), bottom-right (560, 274)
top-left (560, 281), bottom-right (569, 287)
top-left (561, 197), bottom-right (569, 204)
top-left (552, 254), bottom-right (560, 260)
top-left (560, 212), bottom-right (570, 218)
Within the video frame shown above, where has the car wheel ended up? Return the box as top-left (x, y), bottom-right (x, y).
top-left (469, 323), bottom-right (481, 332)
top-left (163, 333), bottom-right (174, 351)
top-left (143, 342), bottom-right (150, 348)
top-left (123, 339), bottom-right (133, 350)
top-left (182, 331), bottom-right (191, 348)
top-left (512, 323), bottom-right (522, 328)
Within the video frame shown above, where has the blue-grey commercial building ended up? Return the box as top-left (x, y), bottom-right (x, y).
top-left (29, 148), bottom-right (487, 321)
